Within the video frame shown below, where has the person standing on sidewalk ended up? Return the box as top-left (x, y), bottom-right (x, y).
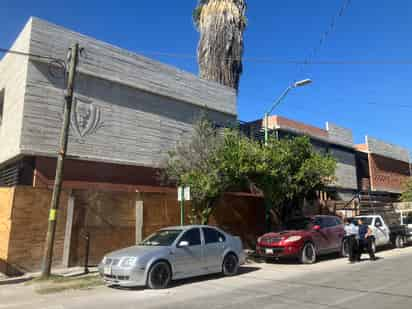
top-left (344, 218), bottom-right (359, 263)
top-left (357, 218), bottom-right (377, 261)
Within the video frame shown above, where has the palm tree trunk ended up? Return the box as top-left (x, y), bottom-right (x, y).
top-left (194, 0), bottom-right (246, 92)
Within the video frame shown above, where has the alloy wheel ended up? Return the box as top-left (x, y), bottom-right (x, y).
top-left (148, 262), bottom-right (171, 289)
top-left (223, 254), bottom-right (238, 276)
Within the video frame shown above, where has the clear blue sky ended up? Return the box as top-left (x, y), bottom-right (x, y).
top-left (1, 1), bottom-right (411, 153)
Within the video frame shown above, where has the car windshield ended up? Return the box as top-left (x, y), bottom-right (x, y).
top-left (284, 218), bottom-right (314, 230)
top-left (356, 217), bottom-right (373, 225)
top-left (141, 229), bottom-right (182, 246)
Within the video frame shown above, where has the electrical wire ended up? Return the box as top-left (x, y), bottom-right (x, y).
top-left (5, 46), bottom-right (412, 66)
top-left (294, 0), bottom-right (352, 79)
top-left (0, 47), bottom-right (62, 61)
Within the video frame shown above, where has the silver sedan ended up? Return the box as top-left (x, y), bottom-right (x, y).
top-left (98, 225), bottom-right (245, 289)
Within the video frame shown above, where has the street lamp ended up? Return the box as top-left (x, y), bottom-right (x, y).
top-left (264, 78), bottom-right (312, 145)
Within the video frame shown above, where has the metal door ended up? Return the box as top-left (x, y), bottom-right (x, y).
top-left (202, 227), bottom-right (226, 272)
top-left (172, 228), bottom-right (204, 278)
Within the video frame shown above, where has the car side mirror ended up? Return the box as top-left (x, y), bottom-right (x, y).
top-left (178, 240), bottom-right (189, 248)
top-left (375, 223), bottom-right (381, 227)
top-left (313, 225), bottom-right (321, 231)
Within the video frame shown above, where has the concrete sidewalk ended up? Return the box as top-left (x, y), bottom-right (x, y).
top-left (0, 266), bottom-right (98, 285)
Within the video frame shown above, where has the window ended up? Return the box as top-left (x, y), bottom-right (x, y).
top-left (375, 218), bottom-right (383, 227)
top-left (141, 229), bottom-right (182, 246)
top-left (314, 217), bottom-right (327, 228)
top-left (323, 217), bottom-right (337, 228)
top-left (179, 228), bottom-right (201, 246)
top-left (0, 89), bottom-right (4, 126)
top-left (203, 228), bottom-right (226, 244)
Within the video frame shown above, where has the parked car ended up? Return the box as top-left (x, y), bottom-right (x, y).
top-left (353, 215), bottom-right (409, 251)
top-left (99, 225), bottom-right (245, 289)
top-left (256, 215), bottom-right (345, 264)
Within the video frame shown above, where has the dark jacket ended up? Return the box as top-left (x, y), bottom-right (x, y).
top-left (358, 224), bottom-right (369, 241)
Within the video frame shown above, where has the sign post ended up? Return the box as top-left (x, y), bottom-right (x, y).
top-left (178, 186), bottom-right (190, 226)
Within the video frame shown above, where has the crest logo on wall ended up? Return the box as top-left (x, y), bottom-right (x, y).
top-left (71, 96), bottom-right (103, 138)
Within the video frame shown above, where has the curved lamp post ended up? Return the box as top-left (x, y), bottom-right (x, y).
top-left (264, 78), bottom-right (312, 145)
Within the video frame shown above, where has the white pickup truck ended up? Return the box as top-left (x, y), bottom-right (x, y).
top-left (353, 215), bottom-right (409, 250)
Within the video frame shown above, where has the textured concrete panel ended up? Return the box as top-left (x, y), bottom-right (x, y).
top-left (21, 61), bottom-right (234, 167)
top-left (27, 17), bottom-right (237, 116)
top-left (329, 148), bottom-right (358, 190)
top-left (326, 122), bottom-right (354, 147)
top-left (367, 136), bottom-right (410, 163)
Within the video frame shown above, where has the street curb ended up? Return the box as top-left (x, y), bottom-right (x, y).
top-left (0, 276), bottom-right (33, 285)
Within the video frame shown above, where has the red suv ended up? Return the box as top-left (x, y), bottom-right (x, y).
top-left (256, 215), bottom-right (345, 264)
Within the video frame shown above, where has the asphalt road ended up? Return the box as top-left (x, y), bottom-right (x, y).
top-left (2, 247), bottom-right (412, 309)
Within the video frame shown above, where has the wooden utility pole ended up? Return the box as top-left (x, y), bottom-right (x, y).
top-left (41, 43), bottom-right (79, 278)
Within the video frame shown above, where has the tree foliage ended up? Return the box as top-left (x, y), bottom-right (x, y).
top-left (401, 178), bottom-right (412, 202)
top-left (164, 120), bottom-right (337, 226)
top-left (164, 118), bottom-right (227, 224)
top-left (194, 0), bottom-right (247, 92)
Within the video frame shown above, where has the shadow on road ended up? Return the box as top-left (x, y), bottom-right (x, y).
top-left (108, 265), bottom-right (260, 291)
top-left (170, 265), bottom-right (260, 288)
top-left (255, 251), bottom-right (387, 265)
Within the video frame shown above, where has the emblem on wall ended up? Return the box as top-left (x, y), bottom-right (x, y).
top-left (71, 96), bottom-right (103, 138)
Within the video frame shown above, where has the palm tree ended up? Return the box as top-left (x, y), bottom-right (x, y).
top-left (193, 0), bottom-right (247, 92)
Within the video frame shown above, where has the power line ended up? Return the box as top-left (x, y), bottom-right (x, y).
top-left (5, 46), bottom-right (412, 66)
top-left (128, 50), bottom-right (412, 65)
top-left (0, 47), bottom-right (62, 61)
top-left (294, 0), bottom-right (352, 79)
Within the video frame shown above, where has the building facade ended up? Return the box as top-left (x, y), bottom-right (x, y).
top-left (243, 115), bottom-right (411, 201)
top-left (0, 17), bottom-right (237, 188)
top-left (0, 18), bottom-right (262, 275)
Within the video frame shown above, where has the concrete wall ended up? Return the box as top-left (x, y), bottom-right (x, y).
top-left (27, 17), bottom-right (236, 116)
top-left (329, 148), bottom-right (358, 190)
top-left (367, 136), bottom-right (410, 163)
top-left (0, 21), bottom-right (31, 164)
top-left (1, 17), bottom-right (237, 168)
top-left (22, 61), bottom-right (234, 167)
top-left (326, 122), bottom-right (354, 148)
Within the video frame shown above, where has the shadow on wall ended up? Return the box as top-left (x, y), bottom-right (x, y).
top-left (211, 194), bottom-right (265, 249)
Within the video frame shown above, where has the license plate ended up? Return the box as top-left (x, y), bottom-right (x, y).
top-left (265, 248), bottom-right (273, 254)
top-left (104, 266), bottom-right (112, 275)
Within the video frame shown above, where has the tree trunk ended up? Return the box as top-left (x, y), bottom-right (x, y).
top-left (195, 0), bottom-right (246, 92)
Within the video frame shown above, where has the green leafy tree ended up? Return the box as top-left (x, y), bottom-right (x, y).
top-left (165, 121), bottom-right (336, 227)
top-left (401, 178), bottom-right (412, 202)
top-left (193, 0), bottom-right (247, 91)
top-left (252, 136), bottom-right (337, 228)
top-left (164, 118), bottom-right (229, 224)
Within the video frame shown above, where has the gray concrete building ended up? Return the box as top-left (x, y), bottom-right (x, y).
top-left (0, 17), bottom-right (236, 187)
top-left (243, 115), bottom-right (411, 201)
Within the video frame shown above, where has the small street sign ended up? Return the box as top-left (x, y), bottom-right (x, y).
top-left (184, 186), bottom-right (191, 201)
top-left (178, 186), bottom-right (191, 226)
top-left (178, 186), bottom-right (191, 201)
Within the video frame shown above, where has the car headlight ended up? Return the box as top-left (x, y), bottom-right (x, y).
top-left (284, 236), bottom-right (302, 243)
top-left (101, 256), bottom-right (107, 265)
top-left (120, 257), bottom-right (137, 268)
top-left (257, 236), bottom-right (262, 243)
